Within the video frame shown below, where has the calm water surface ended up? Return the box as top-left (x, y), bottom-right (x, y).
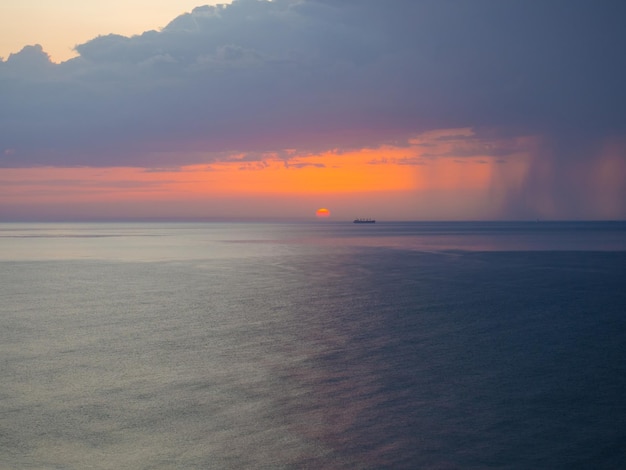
top-left (1, 222), bottom-right (625, 468)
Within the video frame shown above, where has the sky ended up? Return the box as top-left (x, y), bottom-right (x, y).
top-left (1, 0), bottom-right (625, 221)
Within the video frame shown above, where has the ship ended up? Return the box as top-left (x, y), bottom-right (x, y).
top-left (353, 218), bottom-right (375, 224)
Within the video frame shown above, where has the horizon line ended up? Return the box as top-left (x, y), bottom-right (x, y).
top-left (1, 217), bottom-right (625, 224)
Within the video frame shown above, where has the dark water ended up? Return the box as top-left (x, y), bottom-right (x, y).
top-left (1, 222), bottom-right (625, 469)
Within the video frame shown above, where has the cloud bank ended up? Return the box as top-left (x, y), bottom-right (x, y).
top-left (1, 0), bottom-right (625, 171)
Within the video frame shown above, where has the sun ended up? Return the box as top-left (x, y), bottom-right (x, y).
top-left (315, 208), bottom-right (330, 218)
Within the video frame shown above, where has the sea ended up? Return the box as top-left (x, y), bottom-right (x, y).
top-left (1, 221), bottom-right (625, 469)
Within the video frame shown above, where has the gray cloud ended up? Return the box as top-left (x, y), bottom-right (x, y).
top-left (1, 0), bottom-right (625, 168)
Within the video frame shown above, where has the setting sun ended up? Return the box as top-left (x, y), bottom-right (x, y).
top-left (316, 208), bottom-right (331, 218)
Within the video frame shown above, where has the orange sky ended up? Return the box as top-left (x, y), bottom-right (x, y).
top-left (3, 125), bottom-right (623, 221)
top-left (0, 1), bottom-right (231, 63)
top-left (0, 129), bottom-right (536, 221)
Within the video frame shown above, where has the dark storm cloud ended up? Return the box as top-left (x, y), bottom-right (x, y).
top-left (1, 0), bottom-right (625, 167)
